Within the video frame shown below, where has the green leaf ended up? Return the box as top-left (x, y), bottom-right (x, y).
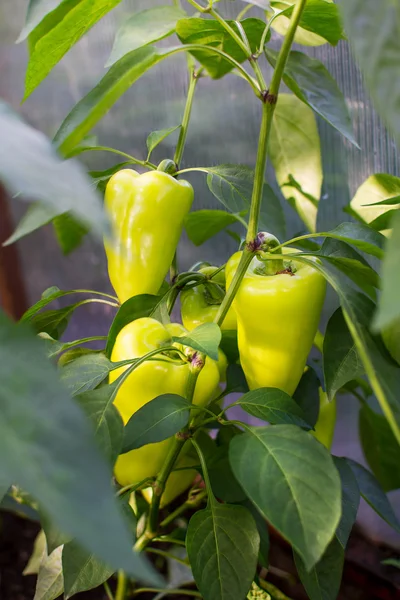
top-left (346, 459), bottom-right (400, 532)
top-left (375, 211), bottom-right (400, 330)
top-left (266, 49), bottom-right (357, 146)
top-left (315, 222), bottom-right (385, 259)
top-left (359, 404), bottom-right (400, 493)
top-left (0, 310), bottom-right (157, 581)
top-left (269, 93), bottom-right (322, 232)
top-left (382, 558), bottom-right (400, 569)
top-left (219, 330), bottom-right (239, 365)
top-left (54, 46), bottom-right (178, 156)
top-left (293, 367), bottom-right (321, 428)
top-left (197, 435), bottom-right (246, 503)
top-left (349, 173), bottom-right (400, 233)
top-left (293, 253), bottom-right (400, 442)
top-left (186, 503), bottom-right (260, 600)
top-left (0, 102), bottom-right (107, 239)
top-left (333, 457), bottom-right (360, 549)
top-left (33, 545), bottom-right (63, 600)
top-left (106, 294), bottom-right (165, 358)
top-left (241, 499), bottom-right (270, 568)
top-left (29, 306), bottom-right (76, 339)
top-left (368, 209), bottom-right (398, 232)
top-left (76, 385), bottom-right (124, 466)
top-left (271, 0), bottom-right (345, 46)
top-left (205, 164), bottom-right (285, 238)
top-left (234, 388), bottom-right (312, 429)
top-left (174, 323), bottom-right (221, 361)
top-left (224, 364), bottom-right (249, 395)
top-left (3, 202), bottom-right (57, 247)
top-left (339, 0), bottom-right (400, 148)
top-left (23, 0), bottom-right (123, 99)
top-left (294, 537), bottom-right (344, 600)
top-left (323, 308), bottom-right (364, 401)
top-left (146, 125), bottom-right (181, 158)
top-left (59, 353), bottom-right (112, 396)
top-left (41, 512), bottom-right (71, 554)
top-left (107, 5), bottom-right (186, 67)
top-left (62, 540), bottom-right (114, 599)
top-left (122, 394), bottom-right (191, 453)
top-left (52, 212), bottom-right (88, 255)
top-left (229, 425), bottom-right (341, 569)
top-left (18, 0), bottom-right (64, 41)
top-left (185, 209), bottom-right (244, 246)
top-left (176, 17), bottom-right (266, 79)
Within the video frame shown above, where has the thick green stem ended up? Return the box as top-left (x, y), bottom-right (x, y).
top-left (214, 250), bottom-right (253, 326)
top-left (134, 359), bottom-right (204, 550)
top-left (174, 67), bottom-right (201, 166)
top-left (213, 0), bottom-right (308, 324)
top-left (160, 489), bottom-right (207, 528)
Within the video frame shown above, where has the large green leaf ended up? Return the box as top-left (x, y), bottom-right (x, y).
top-left (18, 0), bottom-right (64, 41)
top-left (323, 308), bottom-right (364, 401)
top-left (122, 394), bottom-right (191, 453)
top-left (186, 503), bottom-right (259, 600)
top-left (349, 174), bottom-right (400, 235)
top-left (359, 404), bottom-right (400, 492)
top-left (271, 0), bottom-right (345, 46)
top-left (346, 459), bottom-right (400, 532)
top-left (233, 388), bottom-right (312, 429)
top-left (269, 93), bottom-right (322, 232)
top-left (294, 537), bottom-right (344, 600)
top-left (53, 46), bottom-right (176, 156)
top-left (333, 457), bottom-right (360, 549)
top-left (22, 0), bottom-right (122, 99)
top-left (266, 49), bottom-right (357, 146)
top-left (229, 425), bottom-right (341, 569)
top-left (0, 310), bottom-right (156, 581)
top-left (293, 368), bottom-right (321, 428)
top-left (0, 102), bottom-right (107, 239)
top-left (339, 0), bottom-right (400, 148)
top-left (176, 17), bottom-right (266, 79)
top-left (291, 251), bottom-right (400, 443)
top-left (107, 5), bottom-right (186, 67)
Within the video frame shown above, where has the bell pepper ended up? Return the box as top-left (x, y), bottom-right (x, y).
top-left (311, 390), bottom-right (337, 450)
top-left (225, 248), bottom-right (326, 396)
top-left (382, 318), bottom-right (400, 365)
top-left (104, 168), bottom-right (193, 303)
top-left (110, 318), bottom-right (219, 487)
top-left (181, 266), bottom-right (237, 332)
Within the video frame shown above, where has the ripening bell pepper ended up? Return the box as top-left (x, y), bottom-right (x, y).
top-left (110, 317), bottom-right (219, 487)
top-left (225, 248), bottom-right (326, 396)
top-left (382, 318), bottom-right (400, 366)
top-left (311, 390), bottom-right (337, 450)
top-left (181, 266), bottom-right (237, 331)
top-left (104, 169), bottom-right (193, 303)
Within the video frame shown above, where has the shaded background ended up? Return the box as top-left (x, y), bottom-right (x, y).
top-left (0, 0), bottom-right (399, 550)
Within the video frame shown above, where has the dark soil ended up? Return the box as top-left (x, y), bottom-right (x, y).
top-left (1, 510), bottom-right (399, 600)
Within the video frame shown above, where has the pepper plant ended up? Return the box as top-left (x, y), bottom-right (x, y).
top-left (1, 1), bottom-right (400, 600)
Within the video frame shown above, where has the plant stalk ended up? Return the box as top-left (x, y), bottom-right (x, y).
top-left (174, 67), bottom-right (202, 167)
top-left (115, 571), bottom-right (127, 600)
top-left (214, 0), bottom-right (308, 325)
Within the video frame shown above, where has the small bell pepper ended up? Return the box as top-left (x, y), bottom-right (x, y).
top-left (110, 317), bottom-right (219, 487)
top-left (181, 266), bottom-right (237, 332)
top-left (225, 248), bottom-right (326, 396)
top-left (104, 168), bottom-right (193, 303)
